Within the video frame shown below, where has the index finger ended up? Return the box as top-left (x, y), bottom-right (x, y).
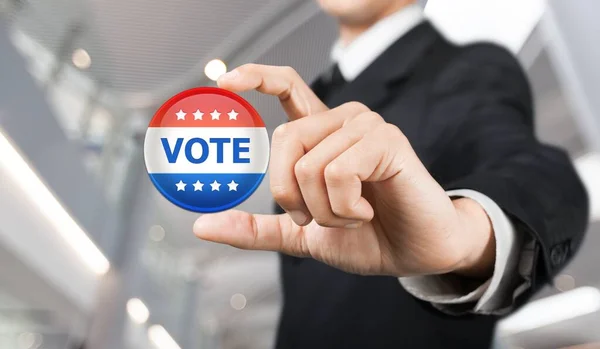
top-left (217, 64), bottom-right (328, 120)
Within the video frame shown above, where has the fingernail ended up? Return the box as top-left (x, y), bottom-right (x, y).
top-left (193, 216), bottom-right (209, 237)
top-left (219, 69), bottom-right (239, 81)
top-left (344, 222), bottom-right (362, 229)
top-left (289, 211), bottom-right (309, 225)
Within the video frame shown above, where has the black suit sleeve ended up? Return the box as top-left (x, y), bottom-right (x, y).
top-left (425, 44), bottom-right (589, 303)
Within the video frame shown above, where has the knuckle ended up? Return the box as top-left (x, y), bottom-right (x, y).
top-left (270, 184), bottom-right (295, 203)
top-left (324, 162), bottom-right (346, 183)
top-left (391, 125), bottom-right (408, 144)
top-left (386, 122), bottom-right (402, 134)
top-left (294, 159), bottom-right (315, 181)
top-left (378, 123), bottom-right (404, 139)
top-left (356, 111), bottom-right (382, 124)
top-left (344, 101), bottom-right (370, 113)
top-left (375, 124), bottom-right (410, 153)
top-left (342, 108), bottom-right (377, 128)
top-left (272, 123), bottom-right (290, 143)
top-left (281, 65), bottom-right (298, 77)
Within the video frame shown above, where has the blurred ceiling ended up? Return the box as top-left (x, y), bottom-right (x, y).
top-left (10, 0), bottom-right (317, 107)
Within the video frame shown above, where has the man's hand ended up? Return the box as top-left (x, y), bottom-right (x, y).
top-left (193, 64), bottom-right (495, 278)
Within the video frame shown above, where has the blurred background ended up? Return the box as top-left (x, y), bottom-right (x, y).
top-left (0, 0), bottom-right (599, 348)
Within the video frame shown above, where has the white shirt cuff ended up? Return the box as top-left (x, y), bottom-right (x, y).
top-left (399, 189), bottom-right (526, 314)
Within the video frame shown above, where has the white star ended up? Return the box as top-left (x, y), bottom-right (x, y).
top-left (192, 180), bottom-right (204, 191)
top-left (227, 180), bottom-right (239, 191)
top-left (175, 180), bottom-right (187, 191)
top-left (210, 180), bottom-right (221, 191)
top-left (176, 109), bottom-right (186, 120)
top-left (210, 109), bottom-right (221, 120)
top-left (193, 109), bottom-right (204, 120)
top-left (227, 109), bottom-right (238, 120)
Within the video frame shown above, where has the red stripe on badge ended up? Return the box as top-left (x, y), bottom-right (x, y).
top-left (149, 87), bottom-right (265, 128)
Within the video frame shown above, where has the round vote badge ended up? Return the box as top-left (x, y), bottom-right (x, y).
top-left (144, 87), bottom-right (270, 213)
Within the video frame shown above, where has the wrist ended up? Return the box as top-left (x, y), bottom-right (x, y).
top-left (451, 197), bottom-right (496, 279)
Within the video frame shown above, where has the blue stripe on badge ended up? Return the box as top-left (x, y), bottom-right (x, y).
top-left (148, 173), bottom-right (266, 213)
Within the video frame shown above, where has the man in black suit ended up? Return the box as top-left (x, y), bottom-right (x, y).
top-left (194, 0), bottom-right (589, 348)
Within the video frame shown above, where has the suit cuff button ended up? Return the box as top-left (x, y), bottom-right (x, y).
top-left (550, 244), bottom-right (567, 267)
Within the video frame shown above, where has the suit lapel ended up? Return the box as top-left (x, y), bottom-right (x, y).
top-left (325, 21), bottom-right (440, 110)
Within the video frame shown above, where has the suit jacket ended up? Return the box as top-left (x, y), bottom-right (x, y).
top-left (275, 22), bottom-right (589, 349)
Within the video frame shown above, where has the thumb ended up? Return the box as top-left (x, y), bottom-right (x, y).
top-left (193, 210), bottom-right (309, 257)
top-left (217, 64), bottom-right (328, 120)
